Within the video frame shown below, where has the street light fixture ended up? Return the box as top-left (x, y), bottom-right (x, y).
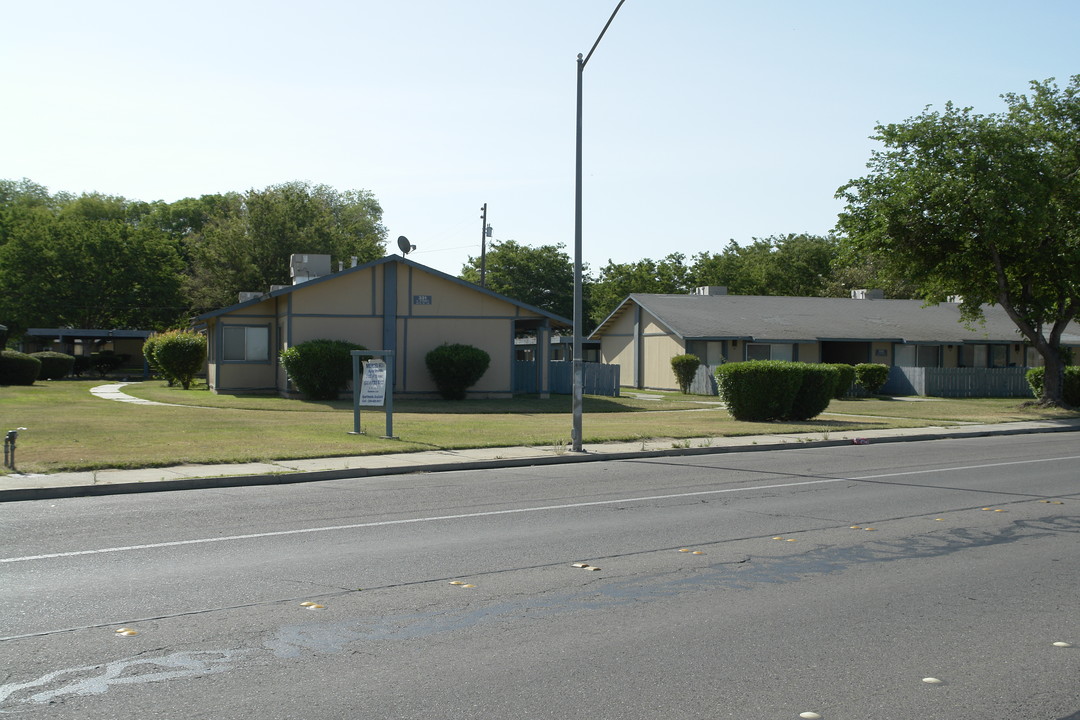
top-left (572, 0), bottom-right (627, 453)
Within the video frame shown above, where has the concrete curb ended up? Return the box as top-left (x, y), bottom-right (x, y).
top-left (3, 421), bottom-right (1077, 503)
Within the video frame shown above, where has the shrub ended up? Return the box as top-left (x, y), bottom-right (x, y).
top-left (142, 333), bottom-right (175, 386)
top-left (825, 363), bottom-right (857, 399)
top-left (153, 331), bottom-right (207, 390)
top-left (1026, 366), bottom-right (1080, 406)
top-left (30, 351), bottom-right (76, 380)
top-left (425, 343), bottom-right (491, 400)
top-left (854, 363), bottom-right (890, 395)
top-left (715, 360), bottom-right (803, 421)
top-left (786, 364), bottom-right (840, 420)
top-left (670, 354), bottom-right (701, 394)
top-left (279, 339), bottom-right (368, 400)
top-left (0, 350), bottom-right (41, 385)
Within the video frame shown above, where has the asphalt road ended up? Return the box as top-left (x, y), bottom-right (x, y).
top-left (2, 433), bottom-right (1078, 719)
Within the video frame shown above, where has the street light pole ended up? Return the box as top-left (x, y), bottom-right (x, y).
top-left (572, 0), bottom-right (626, 453)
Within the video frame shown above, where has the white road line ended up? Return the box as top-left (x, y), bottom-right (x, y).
top-left (3, 454), bottom-right (1076, 564)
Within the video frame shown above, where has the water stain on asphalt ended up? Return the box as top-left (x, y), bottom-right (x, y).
top-left (268, 514), bottom-right (1080, 655)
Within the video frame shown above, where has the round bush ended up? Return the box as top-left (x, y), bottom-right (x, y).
top-left (153, 331), bottom-right (207, 390)
top-left (425, 343), bottom-right (490, 400)
top-left (854, 363), bottom-right (890, 395)
top-left (30, 351), bottom-right (76, 380)
top-left (670, 354), bottom-right (701, 394)
top-left (0, 350), bottom-right (41, 386)
top-left (715, 360), bottom-right (803, 421)
top-left (280, 339), bottom-right (367, 400)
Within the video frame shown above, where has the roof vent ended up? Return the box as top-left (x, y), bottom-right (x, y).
top-left (238, 291), bottom-right (262, 303)
top-left (290, 253), bottom-right (331, 285)
top-left (693, 286), bottom-right (727, 296)
top-left (851, 288), bottom-right (885, 300)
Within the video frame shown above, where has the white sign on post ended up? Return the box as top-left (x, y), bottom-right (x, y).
top-left (359, 360), bottom-right (387, 407)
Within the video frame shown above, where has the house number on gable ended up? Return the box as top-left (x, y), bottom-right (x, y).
top-left (413, 295), bottom-right (432, 305)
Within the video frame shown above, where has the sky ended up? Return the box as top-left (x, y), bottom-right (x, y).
top-left (3, 1), bottom-right (1078, 278)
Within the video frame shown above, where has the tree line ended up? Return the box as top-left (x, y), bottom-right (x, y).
top-left (460, 234), bottom-right (914, 331)
top-left (0, 180), bottom-right (386, 335)
top-left (3, 75), bottom-right (1077, 405)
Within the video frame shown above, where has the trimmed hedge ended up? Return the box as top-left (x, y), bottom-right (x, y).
top-left (670, 354), bottom-right (701, 394)
top-left (280, 339), bottom-right (367, 400)
top-left (425, 343), bottom-right (490, 400)
top-left (1025, 366), bottom-right (1080, 406)
top-left (153, 331), bottom-right (206, 390)
top-left (788, 364), bottom-right (841, 420)
top-left (715, 361), bottom-right (804, 421)
top-left (854, 363), bottom-right (890, 395)
top-left (0, 350), bottom-right (41, 386)
top-left (825, 363), bottom-right (857, 399)
top-left (30, 351), bottom-right (76, 380)
top-left (715, 360), bottom-right (838, 421)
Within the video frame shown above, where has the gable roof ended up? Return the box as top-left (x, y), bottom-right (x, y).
top-left (194, 254), bottom-right (572, 328)
top-left (591, 293), bottom-right (1080, 346)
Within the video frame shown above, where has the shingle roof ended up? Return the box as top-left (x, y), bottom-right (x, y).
top-left (591, 294), bottom-right (1080, 345)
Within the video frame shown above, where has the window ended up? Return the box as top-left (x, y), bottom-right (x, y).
top-left (223, 326), bottom-right (269, 362)
top-left (746, 343), bottom-right (793, 361)
top-left (990, 345), bottom-right (1008, 368)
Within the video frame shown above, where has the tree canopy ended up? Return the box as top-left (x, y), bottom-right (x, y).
top-left (837, 76), bottom-right (1080, 406)
top-left (0, 179), bottom-right (387, 336)
top-left (184, 182), bottom-right (386, 310)
top-left (460, 240), bottom-right (577, 321)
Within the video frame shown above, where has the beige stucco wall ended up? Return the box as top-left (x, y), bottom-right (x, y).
top-left (598, 308), bottom-right (637, 385)
top-left (402, 317), bottom-right (513, 393)
top-left (870, 342), bottom-right (893, 366)
top-left (642, 332), bottom-right (685, 389)
top-left (797, 343), bottom-right (821, 363)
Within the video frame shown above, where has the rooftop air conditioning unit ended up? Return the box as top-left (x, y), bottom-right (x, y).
top-left (289, 253), bottom-right (332, 285)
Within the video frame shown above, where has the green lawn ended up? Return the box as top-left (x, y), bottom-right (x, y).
top-left (2, 379), bottom-right (1076, 474)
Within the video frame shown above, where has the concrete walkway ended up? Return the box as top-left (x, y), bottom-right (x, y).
top-left (4, 415), bottom-right (1078, 502)
top-left (89, 382), bottom-right (175, 406)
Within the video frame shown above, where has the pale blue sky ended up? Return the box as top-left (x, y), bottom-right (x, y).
top-left (3, 1), bottom-right (1077, 277)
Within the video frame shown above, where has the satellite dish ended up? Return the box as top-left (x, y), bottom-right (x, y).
top-left (397, 236), bottom-right (416, 255)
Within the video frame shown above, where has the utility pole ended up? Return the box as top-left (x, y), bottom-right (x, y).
top-left (480, 203), bottom-right (491, 288)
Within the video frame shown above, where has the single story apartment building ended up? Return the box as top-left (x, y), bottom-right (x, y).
top-left (591, 287), bottom-right (1080, 391)
top-left (194, 254), bottom-right (571, 398)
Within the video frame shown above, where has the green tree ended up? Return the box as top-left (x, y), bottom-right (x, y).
top-left (689, 235), bottom-right (838, 297)
top-left (184, 182), bottom-right (386, 310)
top-left (589, 253), bottom-right (690, 327)
top-left (836, 76), bottom-right (1080, 407)
top-left (0, 199), bottom-right (186, 334)
top-left (460, 240), bottom-right (576, 320)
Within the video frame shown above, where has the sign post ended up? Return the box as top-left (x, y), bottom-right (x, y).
top-left (350, 350), bottom-right (396, 438)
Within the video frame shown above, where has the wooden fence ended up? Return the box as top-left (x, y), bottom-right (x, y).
top-left (881, 366), bottom-right (1034, 398)
top-left (514, 360), bottom-right (621, 397)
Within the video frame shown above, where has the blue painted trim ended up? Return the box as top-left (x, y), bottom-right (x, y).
top-left (383, 262), bottom-right (398, 357)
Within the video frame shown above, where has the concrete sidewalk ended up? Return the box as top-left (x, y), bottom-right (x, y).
top-left (3, 419), bottom-right (1078, 502)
